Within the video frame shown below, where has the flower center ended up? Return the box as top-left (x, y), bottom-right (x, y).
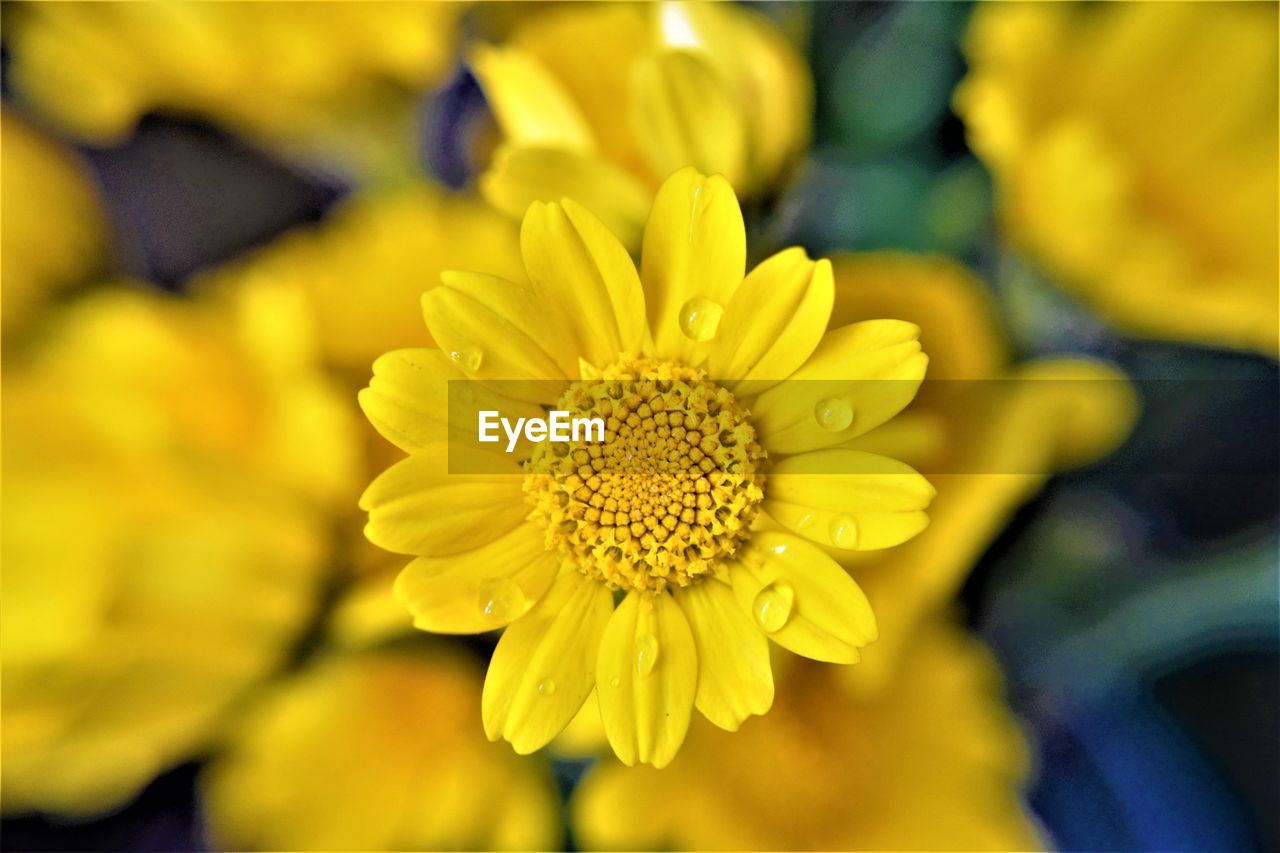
top-left (524, 358), bottom-right (765, 593)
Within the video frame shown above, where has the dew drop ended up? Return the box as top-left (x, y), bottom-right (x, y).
top-left (795, 512), bottom-right (816, 532)
top-left (478, 578), bottom-right (525, 622)
top-left (537, 679), bottom-right (557, 697)
top-left (814, 397), bottom-right (853, 432)
top-left (752, 580), bottom-right (795, 633)
top-left (829, 515), bottom-right (858, 549)
top-left (635, 633), bottom-right (660, 677)
top-left (449, 347), bottom-right (483, 372)
top-left (677, 297), bottom-right (724, 342)
top-left (609, 676), bottom-right (622, 688)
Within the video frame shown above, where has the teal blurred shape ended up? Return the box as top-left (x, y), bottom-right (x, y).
top-left (775, 154), bottom-right (933, 253)
top-left (825, 2), bottom-right (970, 156)
top-left (923, 159), bottom-right (992, 256)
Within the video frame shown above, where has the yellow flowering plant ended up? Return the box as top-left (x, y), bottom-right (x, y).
top-left (0, 279), bottom-right (358, 815)
top-left (822, 253), bottom-right (1138, 688)
top-left (471, 1), bottom-right (811, 248)
top-left (201, 644), bottom-right (561, 851)
top-left (4, 1), bottom-right (467, 180)
top-left (0, 109), bottom-right (110, 338)
top-left (956, 1), bottom-right (1279, 355)
top-left (359, 167), bottom-right (936, 767)
top-left (573, 615), bottom-right (1044, 851)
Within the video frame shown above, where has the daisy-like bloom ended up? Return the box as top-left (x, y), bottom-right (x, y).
top-left (201, 644), bottom-right (561, 851)
top-left (550, 251), bottom-right (1136, 756)
top-left (1, 280), bottom-right (358, 815)
top-left (360, 168), bottom-right (934, 767)
top-left (470, 1), bottom-right (811, 248)
top-left (4, 1), bottom-right (465, 178)
top-left (956, 2), bottom-right (1278, 355)
top-left (573, 616), bottom-right (1043, 850)
top-left (0, 108), bottom-right (109, 338)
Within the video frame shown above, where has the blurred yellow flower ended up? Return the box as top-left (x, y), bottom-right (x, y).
top-left (195, 183), bottom-right (525, 374)
top-left (359, 167), bottom-right (933, 767)
top-left (471, 1), bottom-right (811, 247)
top-left (573, 616), bottom-right (1043, 851)
top-left (0, 109), bottom-right (110, 337)
top-left (0, 279), bottom-right (359, 815)
top-left (4, 1), bottom-right (465, 177)
top-left (826, 252), bottom-right (1138, 689)
top-left (201, 645), bottom-right (561, 851)
top-left (956, 2), bottom-right (1279, 354)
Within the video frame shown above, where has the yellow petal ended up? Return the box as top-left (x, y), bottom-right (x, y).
top-left (752, 320), bottom-right (928, 454)
top-left (641, 167), bottom-right (746, 364)
top-left (481, 145), bottom-right (652, 251)
top-left (595, 591), bottom-right (696, 768)
top-left (706, 249), bottom-right (833, 391)
top-left (358, 348), bottom-right (546, 457)
top-left (469, 43), bottom-right (594, 152)
top-left (764, 450), bottom-right (935, 551)
top-left (393, 524), bottom-right (562, 634)
top-left (482, 571), bottom-right (614, 754)
top-left (678, 577), bottom-right (773, 731)
top-left (423, 271), bottom-right (577, 382)
top-left (520, 198), bottom-right (646, 369)
top-left (731, 532), bottom-right (876, 663)
top-left (359, 445), bottom-right (528, 557)
top-left (630, 49), bottom-right (747, 190)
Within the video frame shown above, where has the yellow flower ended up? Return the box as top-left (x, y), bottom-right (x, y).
top-left (195, 183), bottom-right (525, 374)
top-left (955, 2), bottom-right (1279, 354)
top-left (471, 1), bottom-right (811, 248)
top-left (548, 250), bottom-right (1136, 755)
top-left (359, 167), bottom-right (934, 767)
top-left (825, 252), bottom-right (1138, 689)
top-left (573, 616), bottom-right (1043, 851)
top-left (201, 645), bottom-right (561, 851)
top-left (0, 108), bottom-right (110, 337)
top-left (0, 279), bottom-right (359, 815)
top-left (5, 1), bottom-right (464, 177)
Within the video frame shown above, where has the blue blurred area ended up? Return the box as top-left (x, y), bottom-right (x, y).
top-left (79, 115), bottom-right (345, 289)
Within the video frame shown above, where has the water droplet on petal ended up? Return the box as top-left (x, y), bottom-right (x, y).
top-left (752, 580), bottom-right (795, 633)
top-left (537, 679), bottom-right (557, 697)
top-left (795, 512), bottom-right (815, 531)
top-left (609, 675), bottom-right (622, 688)
top-left (635, 633), bottom-right (660, 677)
top-left (829, 515), bottom-right (858, 548)
top-left (478, 578), bottom-right (525, 622)
top-left (449, 348), bottom-right (483, 372)
top-left (814, 397), bottom-right (853, 432)
top-left (678, 297), bottom-right (724, 342)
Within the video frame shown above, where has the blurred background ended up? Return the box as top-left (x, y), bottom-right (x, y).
top-left (1, 2), bottom-right (1276, 851)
